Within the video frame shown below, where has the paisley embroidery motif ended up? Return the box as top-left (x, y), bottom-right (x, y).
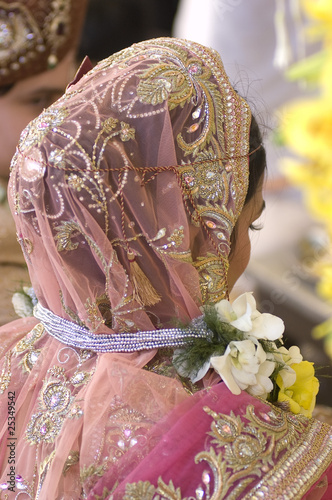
top-left (14, 323), bottom-right (45, 373)
top-left (25, 349), bottom-right (93, 444)
top-left (193, 253), bottom-right (229, 302)
top-left (26, 369), bottom-right (75, 444)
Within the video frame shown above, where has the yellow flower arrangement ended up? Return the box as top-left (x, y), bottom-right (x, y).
top-left (276, 361), bottom-right (319, 418)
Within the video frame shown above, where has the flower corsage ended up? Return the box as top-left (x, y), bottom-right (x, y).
top-left (173, 292), bottom-right (319, 417)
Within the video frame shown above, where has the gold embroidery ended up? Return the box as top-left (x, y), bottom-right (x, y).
top-left (15, 324), bottom-right (44, 353)
top-left (137, 60), bottom-right (193, 109)
top-left (80, 464), bottom-right (106, 483)
top-left (67, 173), bottom-right (85, 191)
top-left (193, 253), bottom-right (229, 302)
top-left (25, 348), bottom-right (92, 444)
top-left (93, 487), bottom-right (115, 500)
top-left (0, 351), bottom-right (12, 394)
top-left (54, 220), bottom-right (80, 251)
top-left (10, 38), bottom-right (251, 316)
top-left (14, 323), bottom-right (44, 373)
top-left (19, 106), bottom-right (69, 152)
top-left (123, 403), bottom-right (332, 500)
top-left (167, 227), bottom-right (184, 247)
top-left (106, 400), bottom-right (154, 463)
top-left (59, 290), bottom-right (85, 326)
top-left (36, 451), bottom-right (56, 499)
top-left (179, 150), bottom-right (230, 203)
top-left (120, 121), bottom-right (135, 142)
top-left (63, 450), bottom-right (80, 475)
top-left (85, 298), bottom-right (104, 331)
top-left (26, 378), bottom-right (73, 444)
top-left (124, 480), bottom-right (157, 500)
top-left (103, 117), bottom-right (119, 133)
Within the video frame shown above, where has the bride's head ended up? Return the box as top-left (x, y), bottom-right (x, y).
top-left (9, 38), bottom-right (266, 332)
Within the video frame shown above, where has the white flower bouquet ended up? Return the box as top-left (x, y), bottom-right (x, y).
top-left (173, 293), bottom-right (319, 415)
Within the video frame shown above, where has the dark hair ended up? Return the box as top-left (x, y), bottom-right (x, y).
top-left (78, 0), bottom-right (179, 63)
top-left (245, 113), bottom-right (266, 204)
top-left (228, 114), bottom-right (266, 257)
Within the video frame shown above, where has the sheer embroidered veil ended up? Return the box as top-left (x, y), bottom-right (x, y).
top-left (9, 37), bottom-right (262, 336)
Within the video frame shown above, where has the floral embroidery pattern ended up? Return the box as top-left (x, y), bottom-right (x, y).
top-left (19, 107), bottom-right (69, 152)
top-left (10, 38), bottom-right (250, 316)
top-left (106, 397), bottom-right (155, 463)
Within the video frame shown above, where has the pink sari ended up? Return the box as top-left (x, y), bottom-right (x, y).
top-left (89, 383), bottom-right (332, 500)
top-left (0, 38), bottom-right (331, 498)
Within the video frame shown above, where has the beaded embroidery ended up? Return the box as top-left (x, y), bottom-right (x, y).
top-left (25, 347), bottom-right (93, 444)
top-left (10, 37), bottom-right (251, 329)
top-left (0, 0), bottom-right (87, 86)
top-left (34, 302), bottom-right (211, 353)
top-left (121, 403), bottom-right (332, 500)
top-left (14, 323), bottom-right (44, 373)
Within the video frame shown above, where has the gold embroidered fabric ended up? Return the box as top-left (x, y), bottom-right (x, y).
top-left (121, 402), bottom-right (332, 500)
top-left (0, 0), bottom-right (88, 86)
top-left (9, 38), bottom-right (251, 336)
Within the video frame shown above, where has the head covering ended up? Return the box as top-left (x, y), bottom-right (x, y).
top-left (0, 0), bottom-right (88, 86)
top-left (9, 37), bottom-right (251, 335)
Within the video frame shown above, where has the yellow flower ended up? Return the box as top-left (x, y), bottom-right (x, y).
top-left (313, 316), bottom-right (332, 339)
top-left (276, 361), bottom-right (319, 417)
top-left (282, 99), bottom-right (332, 164)
top-left (302, 0), bottom-right (332, 42)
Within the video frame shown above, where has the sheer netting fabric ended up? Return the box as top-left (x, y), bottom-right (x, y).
top-left (9, 38), bottom-right (251, 333)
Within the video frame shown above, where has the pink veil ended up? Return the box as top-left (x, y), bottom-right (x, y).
top-left (9, 38), bottom-right (251, 334)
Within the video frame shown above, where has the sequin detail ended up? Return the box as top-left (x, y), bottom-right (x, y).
top-left (122, 403), bottom-right (332, 500)
top-left (14, 323), bottom-right (44, 373)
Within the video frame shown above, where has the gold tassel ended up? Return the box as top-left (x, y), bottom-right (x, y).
top-left (127, 251), bottom-right (161, 307)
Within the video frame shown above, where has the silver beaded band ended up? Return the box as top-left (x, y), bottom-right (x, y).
top-left (34, 302), bottom-right (211, 353)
